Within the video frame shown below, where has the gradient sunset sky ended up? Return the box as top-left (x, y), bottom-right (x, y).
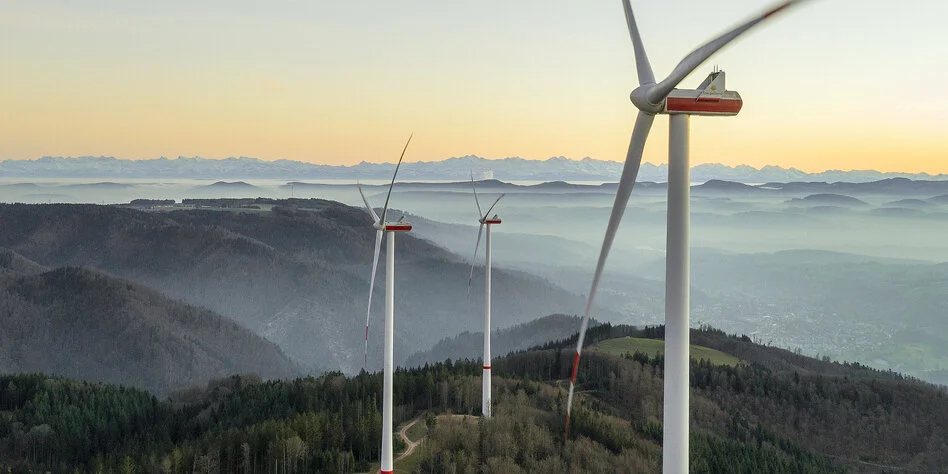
top-left (2, 1), bottom-right (946, 172)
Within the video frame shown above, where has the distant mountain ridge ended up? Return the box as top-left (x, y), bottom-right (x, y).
top-left (361, 176), bottom-right (948, 197)
top-left (3, 155), bottom-right (946, 183)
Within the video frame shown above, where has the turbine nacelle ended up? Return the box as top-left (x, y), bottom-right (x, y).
top-left (631, 70), bottom-right (743, 116)
top-left (372, 215), bottom-right (412, 232)
top-left (382, 222), bottom-right (412, 232)
top-left (479, 215), bottom-right (502, 225)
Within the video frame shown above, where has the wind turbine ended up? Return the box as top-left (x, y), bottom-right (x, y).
top-left (467, 176), bottom-right (505, 418)
top-left (565, 1), bottom-right (808, 472)
top-left (357, 134), bottom-right (413, 474)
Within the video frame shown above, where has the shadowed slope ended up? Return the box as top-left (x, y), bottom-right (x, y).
top-left (0, 267), bottom-right (299, 394)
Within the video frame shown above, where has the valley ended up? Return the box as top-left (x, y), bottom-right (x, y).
top-left (2, 178), bottom-right (948, 471)
top-left (5, 175), bottom-right (948, 387)
top-left (0, 199), bottom-right (594, 383)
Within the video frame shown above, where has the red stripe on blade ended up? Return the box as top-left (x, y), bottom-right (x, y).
top-left (764, 1), bottom-right (792, 18)
top-left (564, 412), bottom-right (571, 441)
top-left (570, 351), bottom-right (580, 383)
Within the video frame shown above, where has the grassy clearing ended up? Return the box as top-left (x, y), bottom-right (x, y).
top-left (394, 449), bottom-right (425, 473)
top-left (405, 417), bottom-right (427, 442)
top-left (593, 337), bottom-right (741, 366)
top-left (393, 416), bottom-right (430, 473)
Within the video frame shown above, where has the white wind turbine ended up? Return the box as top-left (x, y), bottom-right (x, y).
top-left (357, 134), bottom-right (413, 474)
top-left (466, 175), bottom-right (505, 418)
top-left (565, 1), bottom-right (809, 472)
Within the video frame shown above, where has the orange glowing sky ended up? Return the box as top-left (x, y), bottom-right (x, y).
top-left (1, 1), bottom-right (946, 173)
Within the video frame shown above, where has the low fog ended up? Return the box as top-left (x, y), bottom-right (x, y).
top-left (4, 177), bottom-right (948, 385)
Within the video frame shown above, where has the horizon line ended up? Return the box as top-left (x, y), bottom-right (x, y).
top-left (4, 155), bottom-right (948, 177)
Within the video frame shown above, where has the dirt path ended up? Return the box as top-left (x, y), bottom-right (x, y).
top-left (395, 415), bottom-right (424, 461)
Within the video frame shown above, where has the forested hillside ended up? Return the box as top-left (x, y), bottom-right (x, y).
top-left (0, 264), bottom-right (299, 394)
top-left (0, 249), bottom-right (45, 278)
top-left (2, 326), bottom-right (946, 473)
top-left (0, 202), bottom-right (588, 373)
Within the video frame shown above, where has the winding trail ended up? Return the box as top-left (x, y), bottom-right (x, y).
top-left (395, 415), bottom-right (425, 462)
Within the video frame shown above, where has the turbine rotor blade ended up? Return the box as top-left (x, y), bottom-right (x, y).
top-left (566, 110), bottom-right (655, 438)
top-left (380, 133), bottom-right (413, 224)
top-left (484, 193), bottom-right (506, 218)
top-left (357, 183), bottom-right (380, 224)
top-left (363, 229), bottom-right (383, 370)
top-left (622, 0), bottom-right (655, 85)
top-left (467, 222), bottom-right (485, 295)
top-left (646, 0), bottom-right (807, 104)
top-left (471, 171), bottom-right (483, 218)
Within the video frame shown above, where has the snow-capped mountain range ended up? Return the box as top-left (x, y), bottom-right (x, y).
top-left (1, 155), bottom-right (945, 183)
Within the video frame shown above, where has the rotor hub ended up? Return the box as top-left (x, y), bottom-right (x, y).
top-left (630, 85), bottom-right (663, 114)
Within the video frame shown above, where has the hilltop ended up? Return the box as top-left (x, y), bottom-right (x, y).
top-left (0, 248), bottom-right (45, 277)
top-left (404, 314), bottom-right (598, 367)
top-left (786, 193), bottom-right (869, 207)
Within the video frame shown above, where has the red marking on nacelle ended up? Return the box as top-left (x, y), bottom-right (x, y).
top-left (665, 97), bottom-right (742, 115)
top-left (383, 224), bottom-right (412, 232)
top-left (485, 219), bottom-right (502, 224)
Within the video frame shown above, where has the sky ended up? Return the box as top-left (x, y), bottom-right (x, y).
top-left (1, 0), bottom-right (946, 173)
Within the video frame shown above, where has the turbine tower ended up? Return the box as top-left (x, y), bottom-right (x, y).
top-left (357, 135), bottom-right (413, 474)
top-left (467, 176), bottom-right (505, 418)
top-left (565, 2), bottom-right (808, 472)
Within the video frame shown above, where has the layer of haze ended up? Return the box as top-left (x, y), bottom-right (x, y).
top-left (2, 0), bottom-right (946, 172)
top-left (6, 178), bottom-right (948, 383)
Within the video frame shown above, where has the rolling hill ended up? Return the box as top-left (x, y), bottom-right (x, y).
top-left (2, 324), bottom-right (946, 472)
top-left (590, 336), bottom-right (741, 366)
top-left (0, 264), bottom-right (299, 394)
top-left (0, 248), bottom-right (45, 277)
top-left (0, 202), bottom-right (588, 374)
top-left (786, 193), bottom-right (869, 207)
top-left (403, 314), bottom-right (598, 367)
